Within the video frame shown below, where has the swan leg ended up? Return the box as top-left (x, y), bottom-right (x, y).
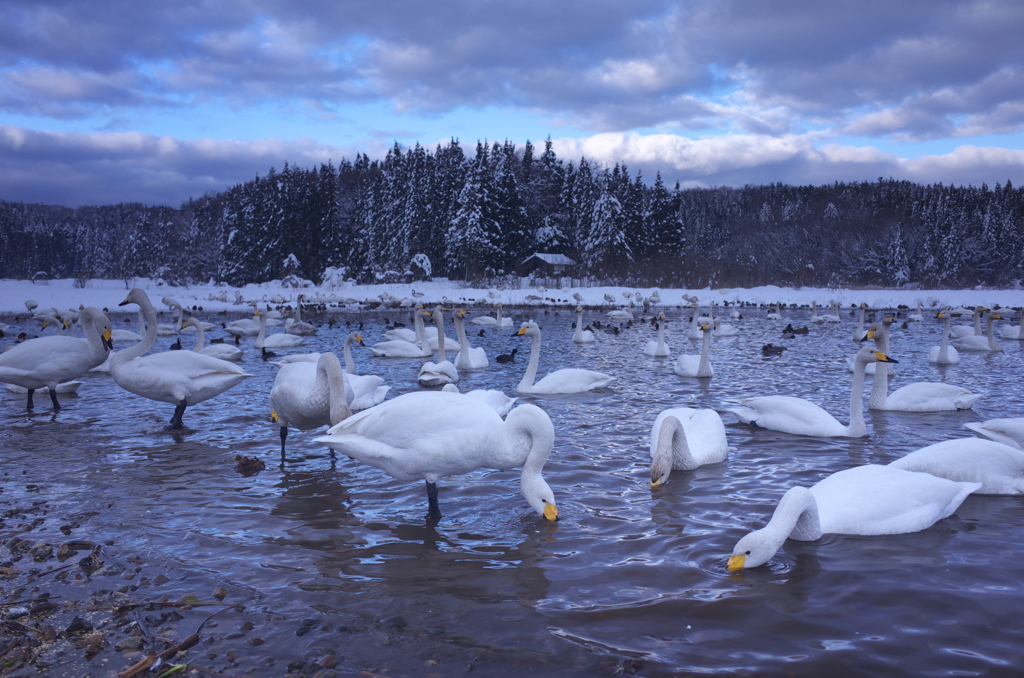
top-left (48, 388), bottom-right (61, 413)
top-left (25, 388), bottom-right (34, 411)
top-left (279, 426), bottom-right (288, 460)
top-left (425, 481), bottom-right (442, 520)
top-left (167, 400), bottom-right (187, 430)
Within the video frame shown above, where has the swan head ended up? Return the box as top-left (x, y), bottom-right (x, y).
top-left (119, 288), bottom-right (151, 308)
top-left (728, 529), bottom-right (778, 572)
top-left (515, 321), bottom-right (540, 338)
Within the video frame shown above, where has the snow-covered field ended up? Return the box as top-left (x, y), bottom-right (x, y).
top-left (0, 277), bottom-right (1020, 316)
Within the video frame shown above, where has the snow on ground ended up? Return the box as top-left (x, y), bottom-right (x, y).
top-left (0, 277), bottom-right (1020, 316)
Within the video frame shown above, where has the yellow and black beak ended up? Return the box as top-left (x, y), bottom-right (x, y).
top-left (103, 328), bottom-right (114, 351)
top-left (727, 554), bottom-right (746, 572)
top-left (875, 351), bottom-right (898, 364)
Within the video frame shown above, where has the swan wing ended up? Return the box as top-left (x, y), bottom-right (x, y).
top-left (964, 418), bottom-right (1024, 451)
top-left (890, 438), bottom-right (1024, 495)
top-left (885, 383), bottom-right (981, 412)
top-left (811, 465), bottom-right (979, 535)
top-left (727, 396), bottom-right (846, 437)
top-left (0, 336), bottom-right (98, 387)
top-left (369, 340), bottom-right (423, 357)
top-left (528, 368), bottom-right (614, 394)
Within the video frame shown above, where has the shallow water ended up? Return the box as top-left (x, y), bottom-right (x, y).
top-left (3, 304), bottom-right (1024, 676)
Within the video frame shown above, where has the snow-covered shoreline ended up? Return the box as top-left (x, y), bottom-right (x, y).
top-left (0, 278), bottom-right (1020, 316)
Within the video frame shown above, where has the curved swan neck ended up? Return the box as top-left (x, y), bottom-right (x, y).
top-left (772, 486), bottom-right (822, 541)
top-left (652, 416), bottom-right (689, 482)
top-left (192, 320), bottom-right (206, 351)
top-left (319, 352), bottom-right (351, 425)
top-left (112, 291), bottom-right (158, 368)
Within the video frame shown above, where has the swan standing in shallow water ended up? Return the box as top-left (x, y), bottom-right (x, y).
top-left (418, 306), bottom-right (459, 386)
top-left (316, 391), bottom-right (557, 521)
top-left (727, 464), bottom-right (979, 571)
top-left (649, 408), bottom-right (728, 486)
top-left (950, 310), bottom-right (1003, 352)
top-left (271, 352), bottom-right (352, 458)
top-left (674, 322), bottom-right (713, 378)
top-left (572, 307), bottom-right (596, 344)
top-left (928, 309), bottom-right (961, 365)
top-left (112, 289), bottom-right (253, 429)
top-left (726, 346), bottom-right (896, 437)
top-left (0, 306), bottom-right (113, 411)
top-left (964, 418), bottom-right (1024, 451)
top-left (863, 322), bottom-right (981, 412)
top-left (889, 438), bottom-right (1024, 494)
top-left (452, 309), bottom-right (489, 370)
top-left (643, 314), bottom-right (671, 357)
top-left (514, 321), bottom-right (614, 394)
top-left (183, 318), bottom-right (244, 361)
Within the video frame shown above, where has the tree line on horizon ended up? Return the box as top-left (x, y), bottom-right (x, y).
top-left (0, 137), bottom-right (1022, 290)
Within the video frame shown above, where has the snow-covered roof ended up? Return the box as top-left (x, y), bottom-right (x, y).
top-left (522, 252), bottom-right (576, 266)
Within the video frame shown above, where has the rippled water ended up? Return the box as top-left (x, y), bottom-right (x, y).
top-left (3, 304), bottom-right (1023, 676)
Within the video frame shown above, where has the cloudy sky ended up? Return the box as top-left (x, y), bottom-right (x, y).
top-left (3, 0), bottom-right (1024, 207)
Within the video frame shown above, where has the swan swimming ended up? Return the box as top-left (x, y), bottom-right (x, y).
top-left (572, 307), bottom-right (596, 344)
top-left (418, 306), bottom-right (460, 386)
top-left (727, 464), bottom-right (979, 571)
top-left (183, 318), bottom-right (244, 362)
top-left (643, 314), bottom-right (671, 357)
top-left (514, 321), bottom-right (614, 394)
top-left (112, 289), bottom-right (253, 429)
top-left (928, 309), bottom-right (961, 365)
top-left (315, 391), bottom-right (557, 521)
top-left (863, 322), bottom-right (981, 412)
top-left (674, 322), bottom-right (713, 378)
top-left (950, 310), bottom-right (1002, 352)
top-left (0, 306), bottom-right (112, 411)
top-left (452, 309), bottom-right (489, 370)
top-left (371, 308), bottom-right (433, 358)
top-left (270, 351), bottom-right (352, 458)
top-left (649, 408), bottom-right (728, 485)
top-left (726, 346), bottom-right (896, 437)
top-left (255, 311), bottom-right (306, 350)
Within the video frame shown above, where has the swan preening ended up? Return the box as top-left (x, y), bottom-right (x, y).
top-left (514, 321), bottom-right (614, 394)
top-left (270, 351), bottom-right (352, 458)
top-left (727, 464), bottom-right (979, 571)
top-left (649, 408), bottom-right (728, 485)
top-left (315, 391), bottom-right (558, 521)
top-left (112, 289), bottom-right (253, 429)
top-left (726, 346), bottom-right (896, 437)
top-left (0, 306), bottom-right (113, 411)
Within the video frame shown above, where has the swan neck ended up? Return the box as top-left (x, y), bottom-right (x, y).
top-left (321, 353), bottom-right (351, 425)
top-left (848, 357), bottom-right (868, 435)
top-left (433, 310), bottom-right (445, 359)
top-left (654, 416), bottom-right (689, 476)
top-left (699, 328), bottom-right (711, 371)
top-left (113, 294), bottom-right (158, 368)
top-left (193, 322), bottom-right (206, 351)
top-left (772, 486), bottom-right (822, 541)
top-left (518, 331), bottom-right (542, 391)
top-left (343, 333), bottom-right (356, 373)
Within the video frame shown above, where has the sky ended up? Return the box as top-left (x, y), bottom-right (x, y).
top-left (3, 0), bottom-right (1024, 207)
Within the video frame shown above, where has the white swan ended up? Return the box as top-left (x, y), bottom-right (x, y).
top-left (470, 304), bottom-right (513, 328)
top-left (949, 305), bottom-right (985, 338)
top-left (371, 308), bottom-right (434, 358)
top-left (809, 301), bottom-right (824, 324)
top-left (418, 306), bottom-right (459, 387)
top-left (889, 438), bottom-right (1024, 494)
top-left (607, 306), bottom-right (634, 322)
top-left (964, 418), bottom-right (1024, 451)
top-left (863, 320), bottom-right (979, 412)
top-left (285, 296), bottom-right (319, 336)
top-left (452, 309), bottom-right (489, 370)
top-left (907, 302), bottom-right (924, 322)
top-left (674, 321), bottom-right (713, 378)
top-left (687, 304), bottom-right (704, 340)
top-left (156, 305), bottom-right (183, 336)
top-left (270, 351), bottom-right (352, 458)
top-left (999, 309), bottom-right (1023, 339)
top-left (255, 311), bottom-right (306, 350)
top-left (441, 383), bottom-right (518, 417)
top-left (649, 408), bottom-right (728, 486)
top-left (852, 303), bottom-right (868, 341)
top-left (0, 307), bottom-right (112, 412)
top-left (112, 289), bottom-right (253, 429)
top-left (315, 391), bottom-right (557, 521)
top-left (766, 303), bottom-right (782, 321)
top-left (727, 464), bottom-right (979, 571)
top-left (340, 332), bottom-right (390, 410)
top-left (514, 321), bottom-right (614, 394)
top-left (950, 310), bottom-right (1003, 352)
top-left (183, 318), bottom-right (244, 362)
top-left (928, 309), bottom-right (961, 365)
top-left (819, 301), bottom-right (841, 323)
top-left (643, 314), bottom-right (671, 357)
top-left (572, 307), bottom-right (596, 344)
top-left (725, 346), bottom-right (896, 437)
top-left (110, 312), bottom-right (143, 343)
